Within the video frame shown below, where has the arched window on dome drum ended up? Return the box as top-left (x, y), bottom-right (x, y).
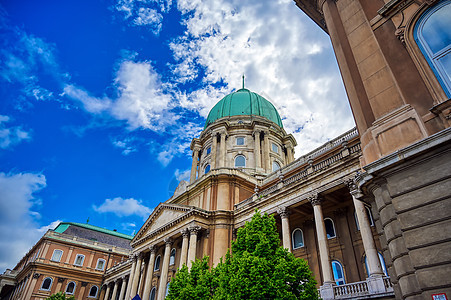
top-left (150, 287), bottom-right (156, 300)
top-left (154, 255), bottom-right (161, 271)
top-left (332, 260), bottom-right (346, 285)
top-left (235, 155), bottom-right (246, 168)
top-left (272, 161), bottom-right (280, 172)
top-left (324, 218), bottom-right (336, 239)
top-left (204, 164), bottom-right (211, 174)
top-left (88, 285), bottom-right (98, 298)
top-left (65, 281), bottom-right (76, 295)
top-left (40, 277), bottom-right (53, 291)
top-left (415, 1), bottom-right (451, 97)
top-left (169, 248), bottom-right (176, 266)
top-left (364, 252), bottom-right (388, 276)
top-left (292, 228), bottom-right (304, 249)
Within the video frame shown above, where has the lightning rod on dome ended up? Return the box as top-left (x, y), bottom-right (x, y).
top-left (242, 74), bottom-right (245, 89)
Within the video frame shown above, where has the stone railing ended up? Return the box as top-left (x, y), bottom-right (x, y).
top-left (321, 276), bottom-right (394, 300)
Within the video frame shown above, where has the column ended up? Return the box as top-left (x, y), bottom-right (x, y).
top-left (130, 253), bottom-right (143, 298)
top-left (55, 277), bottom-right (65, 293)
top-left (142, 246), bottom-right (156, 300)
top-left (349, 183), bottom-right (384, 277)
top-left (309, 194), bottom-right (334, 284)
top-left (179, 229), bottom-right (189, 267)
top-left (157, 238), bottom-right (173, 300)
top-left (263, 131), bottom-right (270, 171)
top-left (254, 130), bottom-right (261, 169)
top-left (190, 148), bottom-right (200, 183)
top-left (111, 280), bottom-right (119, 300)
top-left (118, 277), bottom-right (127, 300)
top-left (65, 247), bottom-right (74, 264)
top-left (39, 241), bottom-right (50, 262)
top-left (286, 144), bottom-right (294, 163)
top-left (211, 133), bottom-right (217, 169)
top-left (219, 131), bottom-right (227, 167)
top-left (278, 206), bottom-right (291, 252)
top-left (187, 226), bottom-right (200, 268)
top-left (87, 251), bottom-right (95, 269)
top-left (22, 274), bottom-right (37, 300)
top-left (79, 282), bottom-right (88, 299)
top-left (124, 255), bottom-right (137, 300)
top-left (104, 283), bottom-right (111, 300)
top-left (137, 258), bottom-right (146, 296)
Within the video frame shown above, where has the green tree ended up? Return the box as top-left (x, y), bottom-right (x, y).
top-left (46, 291), bottom-right (75, 300)
top-left (167, 211), bottom-right (318, 300)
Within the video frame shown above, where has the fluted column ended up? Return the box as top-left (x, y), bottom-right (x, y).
top-left (104, 284), bottom-right (111, 300)
top-left (286, 144), bottom-right (294, 163)
top-left (219, 131), bottom-right (227, 167)
top-left (309, 194), bottom-right (334, 284)
top-left (124, 255), bottom-right (137, 300)
top-left (349, 182), bottom-right (384, 277)
top-left (179, 229), bottom-right (189, 267)
top-left (278, 206), bottom-right (291, 252)
top-left (190, 148), bottom-right (200, 183)
top-left (142, 246), bottom-right (157, 300)
top-left (111, 280), bottom-right (119, 300)
top-left (263, 131), bottom-right (270, 171)
top-left (130, 253), bottom-right (143, 298)
top-left (187, 225), bottom-right (200, 268)
top-left (254, 130), bottom-right (261, 169)
top-left (211, 133), bottom-right (217, 169)
top-left (158, 238), bottom-right (173, 300)
top-left (118, 277), bottom-right (127, 300)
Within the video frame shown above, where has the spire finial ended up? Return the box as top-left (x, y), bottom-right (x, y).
top-left (242, 74), bottom-right (245, 89)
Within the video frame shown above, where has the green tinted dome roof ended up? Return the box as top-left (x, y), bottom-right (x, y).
top-left (205, 88), bottom-right (283, 128)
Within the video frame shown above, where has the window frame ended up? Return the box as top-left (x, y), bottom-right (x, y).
top-left (206, 147), bottom-right (211, 155)
top-left (51, 249), bottom-right (63, 262)
top-left (364, 252), bottom-right (388, 277)
top-left (169, 248), bottom-right (176, 266)
top-left (95, 258), bottom-right (106, 270)
top-left (88, 285), bottom-right (99, 298)
top-left (236, 136), bottom-right (245, 146)
top-left (271, 142), bottom-right (279, 153)
top-left (73, 254), bottom-right (85, 266)
top-left (65, 281), bottom-right (76, 295)
top-left (204, 164), bottom-right (211, 174)
top-left (292, 228), bottom-right (304, 249)
top-left (40, 277), bottom-right (53, 291)
top-left (272, 161), bottom-right (281, 172)
top-left (332, 260), bottom-right (346, 285)
top-left (234, 155), bottom-right (246, 168)
top-left (324, 218), bottom-right (336, 239)
top-left (150, 287), bottom-right (157, 300)
top-left (154, 255), bottom-right (161, 271)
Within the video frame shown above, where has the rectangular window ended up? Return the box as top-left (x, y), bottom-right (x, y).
top-left (236, 137), bottom-right (245, 145)
top-left (96, 259), bottom-right (105, 270)
top-left (74, 254), bottom-right (85, 266)
top-left (51, 250), bottom-right (63, 262)
top-left (272, 143), bottom-right (278, 153)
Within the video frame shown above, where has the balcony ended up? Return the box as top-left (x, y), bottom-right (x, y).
top-left (320, 276), bottom-right (394, 300)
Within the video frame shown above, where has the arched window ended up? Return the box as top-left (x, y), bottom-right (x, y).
top-left (96, 259), bottom-right (106, 270)
top-left (169, 249), bottom-right (176, 265)
top-left (235, 155), bottom-right (246, 167)
top-left (332, 260), bottom-right (346, 285)
top-left (51, 249), bottom-right (63, 262)
top-left (324, 218), bottom-right (336, 239)
top-left (415, 1), bottom-right (451, 96)
top-left (204, 164), bottom-right (211, 174)
top-left (272, 161), bottom-right (280, 172)
top-left (154, 255), bottom-right (161, 271)
top-left (206, 147), bottom-right (211, 155)
top-left (292, 228), bottom-right (304, 249)
top-left (354, 206), bottom-right (374, 230)
top-left (65, 281), bottom-right (76, 295)
top-left (40, 277), bottom-right (53, 291)
top-left (364, 252), bottom-right (388, 276)
top-left (88, 285), bottom-right (98, 298)
top-left (149, 287), bottom-right (156, 300)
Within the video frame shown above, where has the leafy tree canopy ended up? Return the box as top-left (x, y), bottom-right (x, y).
top-left (167, 211), bottom-right (318, 300)
top-left (46, 291), bottom-right (75, 300)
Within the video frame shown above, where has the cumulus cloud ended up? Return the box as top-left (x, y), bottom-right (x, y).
top-left (112, 137), bottom-right (138, 155)
top-left (0, 171), bottom-right (59, 272)
top-left (0, 115), bottom-right (31, 149)
top-left (93, 197), bottom-right (153, 219)
top-left (174, 168), bottom-right (190, 182)
top-left (115, 0), bottom-right (169, 34)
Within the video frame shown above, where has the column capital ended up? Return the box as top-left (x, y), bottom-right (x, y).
top-left (308, 193), bottom-right (323, 206)
top-left (164, 237), bottom-right (173, 246)
top-left (346, 178), bottom-right (364, 199)
top-left (57, 277), bottom-right (66, 283)
top-left (32, 273), bottom-right (41, 279)
top-left (149, 245), bottom-right (157, 253)
top-left (81, 281), bottom-right (89, 287)
top-left (277, 206), bottom-right (290, 219)
top-left (137, 252), bottom-right (145, 259)
top-left (121, 276), bottom-right (127, 280)
top-left (188, 225), bottom-right (201, 235)
top-left (181, 228), bottom-right (189, 238)
top-left (253, 129), bottom-right (261, 136)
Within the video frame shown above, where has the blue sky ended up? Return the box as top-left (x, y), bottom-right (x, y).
top-left (0, 0), bottom-right (354, 271)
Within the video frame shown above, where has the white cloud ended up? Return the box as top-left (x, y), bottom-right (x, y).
top-left (0, 171), bottom-right (59, 272)
top-left (93, 197), bottom-right (153, 219)
top-left (112, 137), bottom-right (138, 155)
top-left (174, 169), bottom-right (190, 182)
top-left (114, 0), bottom-right (169, 34)
top-left (0, 115), bottom-right (31, 149)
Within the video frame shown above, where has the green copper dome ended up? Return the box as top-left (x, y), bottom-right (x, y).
top-left (205, 88), bottom-right (283, 128)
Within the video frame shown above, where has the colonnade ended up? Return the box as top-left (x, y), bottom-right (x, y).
top-left (103, 226), bottom-right (201, 300)
top-left (277, 188), bottom-right (384, 288)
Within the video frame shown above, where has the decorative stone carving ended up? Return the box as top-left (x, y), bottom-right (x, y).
top-left (395, 26), bottom-right (405, 45)
top-left (308, 193), bottom-right (323, 206)
top-left (57, 277), bottom-right (66, 283)
top-left (164, 237), bottom-right (173, 246)
top-left (81, 281), bottom-right (89, 287)
top-left (277, 206), bottom-right (290, 219)
top-left (181, 228), bottom-right (189, 238)
top-left (188, 225), bottom-right (201, 235)
top-left (32, 273), bottom-right (41, 279)
top-left (149, 245), bottom-right (157, 253)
